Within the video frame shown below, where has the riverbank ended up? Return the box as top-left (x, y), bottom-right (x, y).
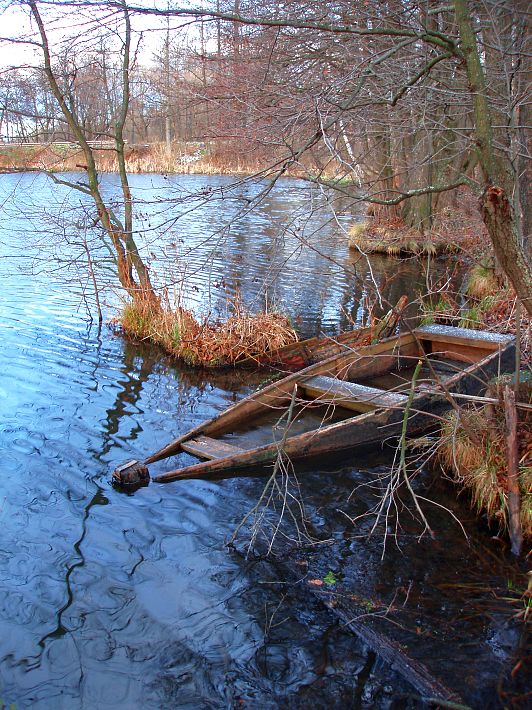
top-left (0, 141), bottom-right (274, 176)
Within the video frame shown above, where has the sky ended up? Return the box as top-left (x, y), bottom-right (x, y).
top-left (0, 1), bottom-right (208, 71)
top-left (0, 2), bottom-right (38, 68)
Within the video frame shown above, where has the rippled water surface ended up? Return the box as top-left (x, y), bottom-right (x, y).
top-left (0, 173), bottom-right (527, 709)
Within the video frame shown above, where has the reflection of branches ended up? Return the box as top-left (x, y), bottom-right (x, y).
top-left (31, 488), bottom-right (108, 666)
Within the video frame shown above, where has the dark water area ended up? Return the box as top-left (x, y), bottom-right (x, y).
top-left (0, 173), bottom-right (527, 709)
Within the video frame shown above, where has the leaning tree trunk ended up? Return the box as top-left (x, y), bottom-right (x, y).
top-left (29, 0), bottom-right (159, 307)
top-left (454, 0), bottom-right (532, 316)
top-left (480, 186), bottom-right (532, 316)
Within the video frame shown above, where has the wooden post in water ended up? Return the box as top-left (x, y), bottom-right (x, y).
top-left (503, 386), bottom-right (523, 556)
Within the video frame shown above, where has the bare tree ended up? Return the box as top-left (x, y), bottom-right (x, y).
top-left (121, 0), bottom-right (530, 312)
top-left (23, 0), bottom-right (158, 303)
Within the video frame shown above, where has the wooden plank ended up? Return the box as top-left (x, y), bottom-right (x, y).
top-left (240, 326), bottom-right (372, 368)
top-left (240, 295), bottom-right (409, 368)
top-left (181, 436), bottom-right (245, 460)
top-left (343, 340), bottom-right (419, 381)
top-left (300, 375), bottom-right (408, 412)
top-left (417, 324), bottom-right (513, 346)
top-left (416, 326), bottom-right (513, 364)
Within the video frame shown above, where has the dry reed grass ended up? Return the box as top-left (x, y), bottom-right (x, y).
top-left (438, 380), bottom-right (532, 540)
top-left (348, 221), bottom-right (461, 257)
top-left (0, 142), bottom-right (271, 176)
top-left (120, 296), bottom-right (298, 367)
top-left (466, 259), bottom-right (500, 299)
top-left (0, 140), bottom-right (346, 178)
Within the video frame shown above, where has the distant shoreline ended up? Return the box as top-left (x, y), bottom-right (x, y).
top-left (0, 141), bottom-right (279, 177)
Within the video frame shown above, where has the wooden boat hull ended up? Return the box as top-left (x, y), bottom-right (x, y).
top-left (120, 325), bottom-right (515, 485)
top-left (238, 295), bottom-right (409, 369)
top-left (243, 325), bottom-right (373, 370)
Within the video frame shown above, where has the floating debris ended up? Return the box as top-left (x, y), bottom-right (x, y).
top-left (112, 459), bottom-right (150, 489)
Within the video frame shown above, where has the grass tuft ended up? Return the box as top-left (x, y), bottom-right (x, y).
top-left (438, 379), bottom-right (532, 541)
top-left (466, 259), bottom-right (499, 299)
top-left (119, 295), bottom-right (298, 367)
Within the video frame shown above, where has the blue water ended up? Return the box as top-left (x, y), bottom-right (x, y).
top-left (0, 172), bottom-right (525, 709)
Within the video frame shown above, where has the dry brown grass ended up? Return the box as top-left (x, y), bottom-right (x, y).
top-left (438, 381), bottom-right (532, 540)
top-left (348, 220), bottom-right (461, 257)
top-left (466, 259), bottom-right (500, 299)
top-left (0, 142), bottom-right (272, 176)
top-left (119, 296), bottom-right (298, 367)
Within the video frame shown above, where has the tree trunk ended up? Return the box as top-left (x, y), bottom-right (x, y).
top-left (454, 0), bottom-right (532, 316)
top-left (480, 186), bottom-right (532, 317)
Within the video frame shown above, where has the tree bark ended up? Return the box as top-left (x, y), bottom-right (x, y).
top-left (480, 187), bottom-right (532, 316)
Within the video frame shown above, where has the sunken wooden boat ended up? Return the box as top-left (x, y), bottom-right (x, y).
top-left (238, 295), bottom-right (409, 369)
top-left (113, 325), bottom-right (515, 486)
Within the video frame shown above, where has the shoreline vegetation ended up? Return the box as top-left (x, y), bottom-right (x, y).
top-left (117, 296), bottom-right (299, 368)
top-left (438, 374), bottom-right (532, 545)
top-left (0, 140), bottom-right (274, 176)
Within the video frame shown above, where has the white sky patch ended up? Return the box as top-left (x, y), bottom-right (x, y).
top-left (0, 2), bottom-right (38, 69)
top-left (0, 0), bottom-right (212, 73)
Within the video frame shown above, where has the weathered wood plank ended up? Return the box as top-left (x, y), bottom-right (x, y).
top-left (300, 375), bottom-right (407, 412)
top-left (181, 436), bottom-right (245, 460)
top-left (424, 340), bottom-right (494, 363)
top-left (417, 324), bottom-right (513, 346)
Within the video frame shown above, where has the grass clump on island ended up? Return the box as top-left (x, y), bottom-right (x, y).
top-left (348, 220), bottom-right (461, 257)
top-left (347, 192), bottom-right (489, 258)
top-left (438, 376), bottom-right (532, 541)
top-left (119, 297), bottom-right (298, 367)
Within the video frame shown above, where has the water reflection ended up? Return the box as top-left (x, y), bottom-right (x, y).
top-left (1, 171), bottom-right (448, 336)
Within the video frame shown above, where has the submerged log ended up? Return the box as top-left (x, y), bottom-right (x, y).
top-left (262, 549), bottom-right (465, 705)
top-left (503, 386), bottom-right (523, 556)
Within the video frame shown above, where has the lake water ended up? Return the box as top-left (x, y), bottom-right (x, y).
top-left (0, 173), bottom-right (526, 709)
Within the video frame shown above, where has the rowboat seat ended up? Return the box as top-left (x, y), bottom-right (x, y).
top-left (300, 375), bottom-right (408, 413)
top-left (181, 435), bottom-right (245, 460)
